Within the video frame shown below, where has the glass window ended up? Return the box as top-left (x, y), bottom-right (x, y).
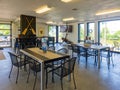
top-left (48, 25), bottom-right (66, 43)
top-left (0, 23), bottom-right (11, 47)
top-left (78, 23), bottom-right (85, 42)
top-left (0, 24), bottom-right (10, 29)
top-left (58, 26), bottom-right (65, 42)
top-left (48, 25), bottom-right (56, 42)
top-left (87, 22), bottom-right (95, 40)
top-left (99, 20), bottom-right (120, 52)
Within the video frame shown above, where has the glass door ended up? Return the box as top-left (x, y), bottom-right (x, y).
top-left (48, 25), bottom-right (57, 43)
top-left (87, 22), bottom-right (95, 41)
top-left (78, 23), bottom-right (85, 42)
top-left (0, 23), bottom-right (11, 47)
top-left (99, 20), bottom-right (120, 52)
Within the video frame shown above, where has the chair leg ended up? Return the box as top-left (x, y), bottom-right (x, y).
top-left (24, 62), bottom-right (27, 71)
top-left (52, 63), bottom-right (54, 83)
top-left (16, 68), bottom-right (19, 84)
top-left (9, 65), bottom-right (13, 78)
top-left (60, 78), bottom-right (63, 90)
top-left (45, 68), bottom-right (48, 89)
top-left (27, 67), bottom-right (31, 83)
top-left (94, 56), bottom-right (97, 66)
top-left (72, 51), bottom-right (73, 57)
top-left (77, 53), bottom-right (80, 64)
top-left (111, 57), bottom-right (114, 67)
top-left (73, 73), bottom-right (76, 89)
top-left (107, 58), bottom-right (110, 69)
top-left (33, 73), bottom-right (37, 90)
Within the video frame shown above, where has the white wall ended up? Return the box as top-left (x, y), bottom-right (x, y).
top-left (36, 23), bottom-right (48, 37)
top-left (12, 21), bottom-right (20, 48)
top-left (66, 23), bottom-right (78, 43)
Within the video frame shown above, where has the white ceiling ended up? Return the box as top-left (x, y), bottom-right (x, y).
top-left (0, 0), bottom-right (120, 24)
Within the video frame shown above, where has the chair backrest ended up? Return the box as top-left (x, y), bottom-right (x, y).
top-left (57, 48), bottom-right (68, 54)
top-left (79, 46), bottom-right (86, 53)
top-left (48, 46), bottom-right (55, 51)
top-left (8, 52), bottom-right (19, 66)
top-left (36, 38), bottom-right (42, 48)
top-left (71, 44), bottom-right (79, 53)
top-left (62, 57), bottom-right (76, 76)
top-left (68, 44), bottom-right (72, 50)
top-left (29, 60), bottom-right (41, 72)
top-left (94, 42), bottom-right (102, 45)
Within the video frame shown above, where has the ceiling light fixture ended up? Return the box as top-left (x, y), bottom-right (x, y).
top-left (96, 9), bottom-right (120, 15)
top-left (61, 0), bottom-right (72, 3)
top-left (46, 21), bottom-right (55, 24)
top-left (35, 5), bottom-right (51, 14)
top-left (63, 17), bottom-right (75, 21)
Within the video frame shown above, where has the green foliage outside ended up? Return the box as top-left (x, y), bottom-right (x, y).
top-left (0, 24), bottom-right (10, 36)
top-left (79, 24), bottom-right (85, 40)
top-left (0, 30), bottom-right (10, 35)
top-left (100, 27), bottom-right (120, 46)
top-left (0, 24), bottom-right (10, 29)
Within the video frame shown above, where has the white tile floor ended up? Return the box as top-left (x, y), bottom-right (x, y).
top-left (0, 48), bottom-right (120, 90)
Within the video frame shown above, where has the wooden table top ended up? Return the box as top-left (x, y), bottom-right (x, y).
top-left (20, 47), bottom-right (70, 63)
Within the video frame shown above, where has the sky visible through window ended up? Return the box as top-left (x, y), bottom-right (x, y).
top-left (100, 20), bottom-right (120, 51)
top-left (101, 20), bottom-right (120, 34)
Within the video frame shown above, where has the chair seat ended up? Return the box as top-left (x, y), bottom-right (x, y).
top-left (14, 61), bottom-right (25, 67)
top-left (54, 67), bottom-right (71, 77)
top-left (30, 63), bottom-right (41, 73)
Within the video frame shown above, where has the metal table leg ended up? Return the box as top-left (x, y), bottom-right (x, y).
top-left (98, 50), bottom-right (100, 69)
top-left (41, 62), bottom-right (44, 90)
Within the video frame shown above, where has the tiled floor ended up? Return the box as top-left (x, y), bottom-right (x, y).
top-left (0, 48), bottom-right (120, 90)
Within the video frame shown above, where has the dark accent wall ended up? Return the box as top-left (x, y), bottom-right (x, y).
top-left (20, 15), bottom-right (36, 38)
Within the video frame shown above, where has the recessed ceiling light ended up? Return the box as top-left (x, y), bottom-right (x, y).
top-left (35, 5), bottom-right (51, 14)
top-left (63, 17), bottom-right (75, 21)
top-left (61, 0), bottom-right (72, 3)
top-left (96, 9), bottom-right (120, 15)
top-left (46, 21), bottom-right (56, 24)
top-left (46, 21), bottom-right (53, 24)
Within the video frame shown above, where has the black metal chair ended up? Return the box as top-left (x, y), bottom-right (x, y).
top-left (14, 38), bottom-right (20, 54)
top-left (26, 59), bottom-right (41, 90)
top-left (94, 42), bottom-right (102, 46)
top-left (54, 48), bottom-right (69, 66)
top-left (46, 47), bottom-right (69, 84)
top-left (57, 47), bottom-right (68, 54)
top-left (48, 46), bottom-right (55, 51)
top-left (72, 44), bottom-right (98, 65)
top-left (26, 58), bottom-right (50, 90)
top-left (100, 47), bottom-right (114, 69)
top-left (36, 38), bottom-right (42, 47)
top-left (8, 51), bottom-right (29, 83)
top-left (46, 57), bottom-right (77, 90)
top-left (44, 47), bottom-right (69, 88)
top-left (71, 44), bottom-right (80, 61)
top-left (71, 44), bottom-right (89, 64)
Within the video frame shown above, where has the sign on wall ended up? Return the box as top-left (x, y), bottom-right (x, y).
top-left (20, 15), bottom-right (36, 37)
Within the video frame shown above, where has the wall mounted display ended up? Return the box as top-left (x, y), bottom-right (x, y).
top-left (60, 25), bottom-right (73, 33)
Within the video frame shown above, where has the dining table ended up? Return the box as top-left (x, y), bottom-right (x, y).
top-left (20, 47), bottom-right (70, 90)
top-left (76, 43), bottom-right (110, 69)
